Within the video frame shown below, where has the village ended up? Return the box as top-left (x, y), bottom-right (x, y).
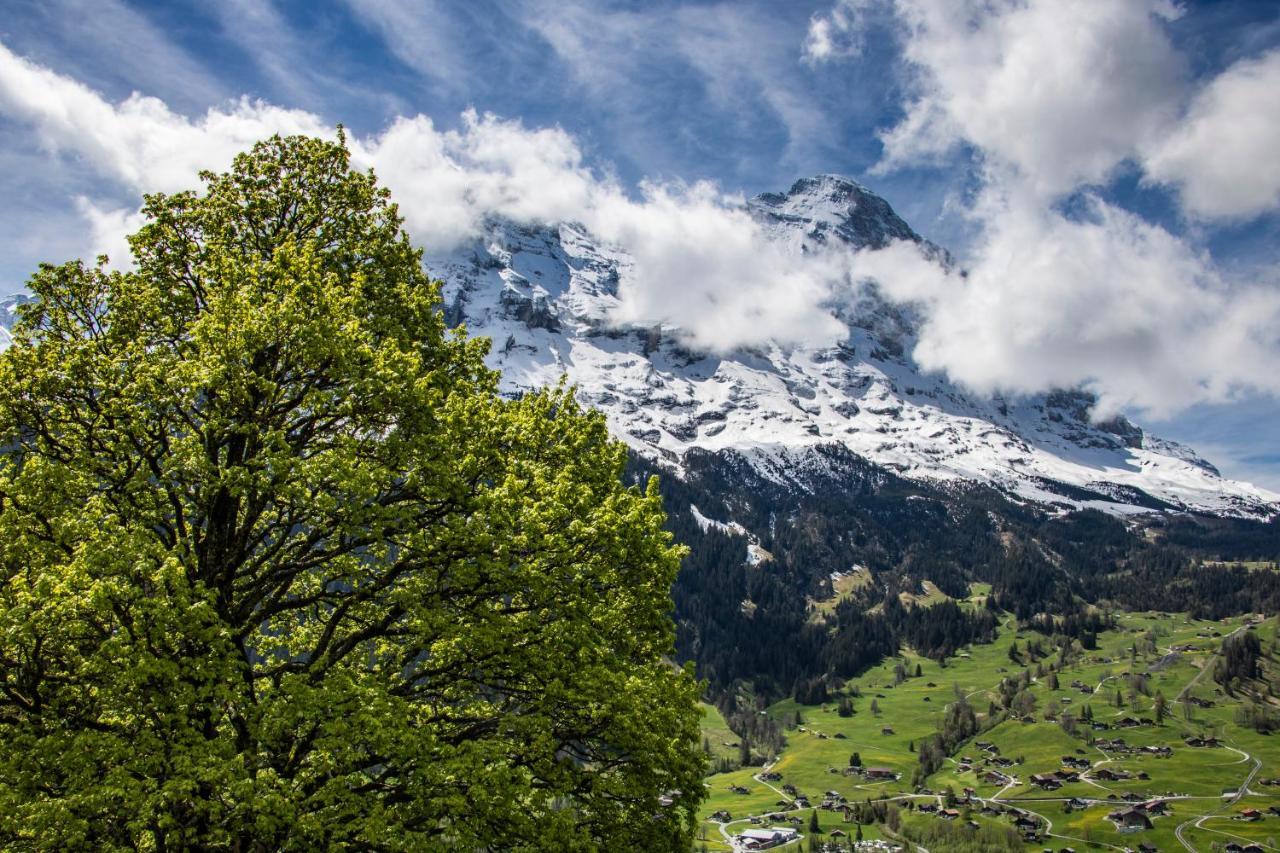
top-left (696, 607), bottom-right (1280, 851)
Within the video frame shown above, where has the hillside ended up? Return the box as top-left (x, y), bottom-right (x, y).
top-left (694, 604), bottom-right (1280, 852)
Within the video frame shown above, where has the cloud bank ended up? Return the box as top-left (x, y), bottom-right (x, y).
top-left (4, 2), bottom-right (1280, 418)
top-left (0, 40), bottom-right (848, 353)
top-left (806, 0), bottom-right (1280, 416)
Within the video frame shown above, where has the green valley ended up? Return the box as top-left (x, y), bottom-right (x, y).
top-left (694, 599), bottom-right (1280, 853)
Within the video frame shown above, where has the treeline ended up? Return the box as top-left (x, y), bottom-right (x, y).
top-left (627, 446), bottom-right (1280, 705)
top-left (1216, 630), bottom-right (1263, 686)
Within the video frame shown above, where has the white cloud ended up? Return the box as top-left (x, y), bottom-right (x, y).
top-left (802, 0), bottom-right (1280, 416)
top-left (857, 0), bottom-right (1280, 222)
top-left (1143, 47), bottom-right (1280, 220)
top-left (0, 41), bottom-right (849, 353)
top-left (593, 182), bottom-right (848, 350)
top-left (875, 0), bottom-right (1185, 198)
top-left (803, 0), bottom-right (871, 64)
top-left (0, 41), bottom-right (330, 196)
top-left (852, 195), bottom-right (1280, 417)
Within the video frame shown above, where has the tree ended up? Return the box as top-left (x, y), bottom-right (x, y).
top-left (810, 809), bottom-right (820, 832)
top-left (0, 134), bottom-right (705, 850)
top-left (850, 751), bottom-right (863, 767)
top-left (1154, 691), bottom-right (1169, 725)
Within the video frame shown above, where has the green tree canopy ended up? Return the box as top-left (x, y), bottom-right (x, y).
top-left (0, 134), bottom-right (704, 850)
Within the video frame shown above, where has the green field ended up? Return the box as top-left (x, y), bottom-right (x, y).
top-left (695, 610), bottom-right (1280, 851)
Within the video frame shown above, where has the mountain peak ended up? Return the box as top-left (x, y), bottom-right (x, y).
top-left (751, 174), bottom-right (921, 250)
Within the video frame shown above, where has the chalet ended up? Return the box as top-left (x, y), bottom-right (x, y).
top-left (1067, 798), bottom-right (1089, 810)
top-left (918, 803), bottom-right (938, 814)
top-left (829, 829), bottom-right (847, 838)
top-left (981, 770), bottom-right (1012, 785)
top-left (1116, 716), bottom-right (1142, 728)
top-left (1062, 756), bottom-right (1091, 770)
top-left (981, 805), bottom-right (1001, 817)
top-left (1094, 768), bottom-right (1131, 782)
top-left (1013, 815), bottom-right (1041, 841)
top-left (992, 756), bottom-right (1015, 768)
top-left (730, 785), bottom-right (751, 794)
top-left (1185, 736), bottom-right (1220, 747)
top-left (737, 827), bottom-right (800, 850)
top-left (1238, 808), bottom-right (1263, 822)
top-left (976, 741), bottom-right (999, 753)
top-left (710, 810), bottom-right (732, 821)
top-left (761, 771), bottom-right (782, 781)
top-left (1140, 800), bottom-right (1170, 816)
top-left (940, 809), bottom-right (961, 821)
top-left (781, 783), bottom-right (798, 795)
top-left (1224, 845), bottom-right (1266, 853)
top-left (863, 767), bottom-right (898, 781)
top-left (833, 732), bottom-right (847, 739)
top-left (1137, 844), bottom-right (1159, 853)
top-left (1030, 774), bottom-right (1062, 791)
top-left (1139, 745), bottom-right (1172, 757)
top-left (1052, 770), bottom-right (1080, 783)
top-left (880, 726), bottom-right (895, 735)
top-left (1187, 696), bottom-right (1214, 708)
top-left (1109, 808), bottom-right (1153, 832)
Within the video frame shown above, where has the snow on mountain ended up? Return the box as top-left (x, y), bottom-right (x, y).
top-left (425, 175), bottom-right (1278, 518)
top-left (0, 178), bottom-right (1270, 517)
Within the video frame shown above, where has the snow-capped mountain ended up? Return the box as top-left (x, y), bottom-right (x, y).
top-left (0, 178), bottom-right (1271, 517)
top-left (0, 294), bottom-right (33, 349)
top-left (426, 175), bottom-right (1278, 518)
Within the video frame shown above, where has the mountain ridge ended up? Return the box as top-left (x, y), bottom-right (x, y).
top-left (422, 174), bottom-right (1277, 518)
top-left (0, 177), bottom-right (1273, 518)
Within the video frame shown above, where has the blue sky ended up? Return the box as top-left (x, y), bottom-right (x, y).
top-left (1, 0), bottom-right (1279, 489)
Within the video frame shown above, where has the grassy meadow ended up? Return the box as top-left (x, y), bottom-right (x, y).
top-left (695, 594), bottom-right (1280, 851)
